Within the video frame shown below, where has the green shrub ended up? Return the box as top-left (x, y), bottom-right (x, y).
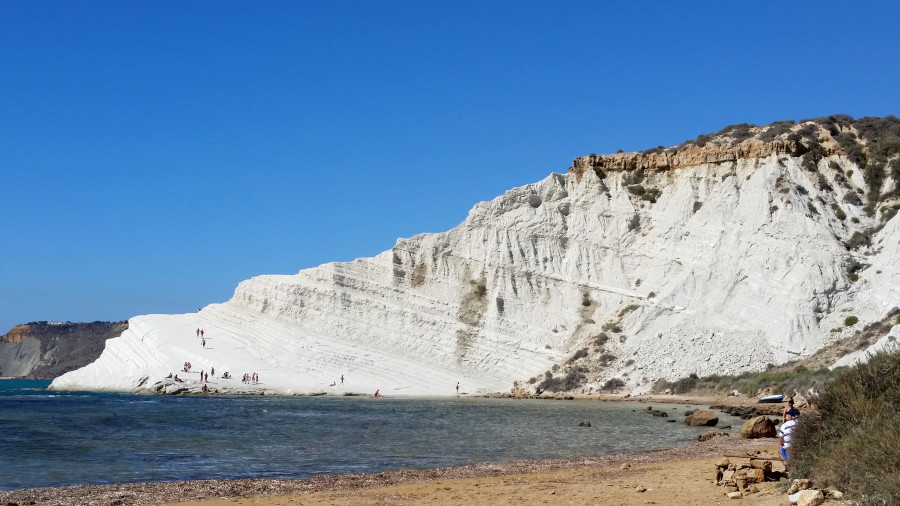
top-left (567, 347), bottom-right (589, 364)
top-left (536, 367), bottom-right (587, 392)
top-left (602, 378), bottom-right (625, 391)
top-left (618, 304), bottom-right (639, 317)
top-left (844, 316), bottom-right (859, 326)
top-left (671, 373), bottom-right (699, 394)
top-left (627, 184), bottom-right (646, 196)
top-left (844, 231), bottom-right (871, 250)
top-left (790, 349), bottom-right (900, 504)
top-left (622, 170), bottom-right (644, 186)
top-left (831, 204), bottom-right (847, 220)
top-left (837, 133), bottom-right (867, 168)
top-left (598, 353), bottom-right (617, 366)
top-left (652, 378), bottom-right (672, 393)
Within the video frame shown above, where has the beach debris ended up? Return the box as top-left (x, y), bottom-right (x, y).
top-left (739, 416), bottom-right (777, 438)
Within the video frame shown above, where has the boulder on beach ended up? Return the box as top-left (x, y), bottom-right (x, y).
top-left (740, 416), bottom-right (776, 438)
top-left (685, 409), bottom-right (718, 426)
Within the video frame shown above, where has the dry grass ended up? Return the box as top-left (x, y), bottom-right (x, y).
top-left (790, 348), bottom-right (900, 505)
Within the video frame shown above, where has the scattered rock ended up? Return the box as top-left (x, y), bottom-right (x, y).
top-left (578, 420), bottom-right (591, 427)
top-left (793, 489), bottom-right (824, 506)
top-left (698, 430), bottom-right (727, 442)
top-left (727, 491), bottom-right (742, 499)
top-left (715, 457), bottom-right (731, 469)
top-left (740, 416), bottom-right (777, 438)
top-left (645, 406), bottom-right (668, 417)
top-left (635, 485), bottom-right (647, 493)
top-left (744, 468), bottom-right (765, 484)
top-left (823, 486), bottom-right (844, 499)
top-left (620, 463), bottom-right (631, 470)
top-left (685, 409), bottom-right (719, 426)
top-left (711, 404), bottom-right (781, 419)
top-left (787, 478), bottom-right (813, 495)
top-left (748, 459), bottom-right (772, 472)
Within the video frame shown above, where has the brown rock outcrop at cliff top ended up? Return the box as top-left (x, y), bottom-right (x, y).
top-left (570, 139), bottom-right (810, 174)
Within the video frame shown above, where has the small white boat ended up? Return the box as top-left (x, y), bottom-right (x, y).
top-left (758, 394), bottom-right (785, 403)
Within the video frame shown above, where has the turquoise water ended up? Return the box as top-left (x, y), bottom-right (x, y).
top-left (0, 379), bottom-right (743, 490)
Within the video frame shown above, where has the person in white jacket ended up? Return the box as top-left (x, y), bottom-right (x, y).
top-left (779, 407), bottom-right (799, 463)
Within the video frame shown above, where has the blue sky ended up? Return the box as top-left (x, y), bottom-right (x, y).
top-left (1, 1), bottom-right (898, 332)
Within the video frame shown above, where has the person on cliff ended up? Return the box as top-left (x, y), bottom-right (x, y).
top-left (779, 408), bottom-right (799, 466)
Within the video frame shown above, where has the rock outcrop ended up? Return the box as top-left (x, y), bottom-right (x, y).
top-left (50, 116), bottom-right (900, 395)
top-left (0, 321), bottom-right (128, 378)
top-left (740, 416), bottom-right (777, 439)
top-left (685, 410), bottom-right (718, 426)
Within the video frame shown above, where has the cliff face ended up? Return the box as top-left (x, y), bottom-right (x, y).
top-left (51, 116), bottom-right (900, 395)
top-left (0, 321), bottom-right (128, 378)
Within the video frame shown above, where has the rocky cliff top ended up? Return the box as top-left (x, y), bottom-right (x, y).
top-left (572, 115), bottom-right (900, 175)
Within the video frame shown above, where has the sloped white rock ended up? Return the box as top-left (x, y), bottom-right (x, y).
top-left (52, 151), bottom-right (900, 396)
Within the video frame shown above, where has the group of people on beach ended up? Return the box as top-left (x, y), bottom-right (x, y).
top-left (242, 372), bottom-right (259, 384)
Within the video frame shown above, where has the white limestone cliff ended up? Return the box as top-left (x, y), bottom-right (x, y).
top-left (52, 118), bottom-right (900, 395)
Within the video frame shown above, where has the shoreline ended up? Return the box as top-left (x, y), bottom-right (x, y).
top-left (0, 435), bottom-right (784, 506)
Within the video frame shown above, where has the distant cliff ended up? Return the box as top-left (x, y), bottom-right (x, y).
top-left (0, 321), bottom-right (127, 378)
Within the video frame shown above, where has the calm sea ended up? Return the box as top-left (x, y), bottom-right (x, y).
top-left (0, 379), bottom-right (743, 491)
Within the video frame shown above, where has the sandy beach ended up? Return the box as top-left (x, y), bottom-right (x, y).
top-left (1, 435), bottom-right (789, 506)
